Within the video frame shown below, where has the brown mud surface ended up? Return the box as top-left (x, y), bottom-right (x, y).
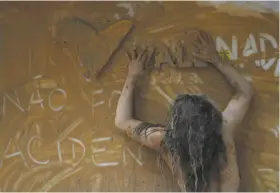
top-left (0, 1), bottom-right (279, 192)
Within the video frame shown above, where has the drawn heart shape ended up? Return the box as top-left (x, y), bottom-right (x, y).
top-left (54, 18), bottom-right (134, 80)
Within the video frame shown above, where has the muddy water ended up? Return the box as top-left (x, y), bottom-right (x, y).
top-left (0, 1), bottom-right (278, 192)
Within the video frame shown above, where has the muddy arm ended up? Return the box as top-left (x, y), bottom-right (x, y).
top-left (115, 74), bottom-right (137, 130)
top-left (115, 50), bottom-right (164, 151)
top-left (212, 60), bottom-right (254, 191)
top-left (213, 61), bottom-right (254, 133)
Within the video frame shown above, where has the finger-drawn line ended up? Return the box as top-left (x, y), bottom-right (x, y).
top-left (58, 117), bottom-right (84, 141)
top-left (37, 166), bottom-right (83, 192)
top-left (95, 23), bottom-right (134, 78)
top-left (92, 89), bottom-right (105, 115)
top-left (109, 90), bottom-right (121, 116)
top-left (125, 147), bottom-right (143, 167)
top-left (2, 139), bottom-right (28, 167)
top-left (49, 57), bottom-right (57, 66)
top-left (2, 93), bottom-right (6, 116)
top-left (13, 162), bottom-right (62, 191)
top-left (92, 101), bottom-right (105, 112)
top-left (92, 155), bottom-right (119, 167)
top-left (123, 148), bottom-right (127, 166)
top-left (3, 170), bottom-right (17, 191)
top-left (35, 123), bottom-right (41, 136)
top-left (32, 74), bottom-right (43, 79)
top-left (57, 140), bottom-right (63, 163)
top-left (81, 72), bottom-right (92, 82)
top-left (4, 93), bottom-right (25, 112)
top-left (68, 137), bottom-right (86, 167)
top-left (258, 168), bottom-right (274, 172)
top-left (93, 89), bottom-right (103, 95)
top-left (154, 85), bottom-right (173, 105)
top-left (92, 137), bottom-right (113, 143)
top-left (77, 54), bottom-right (83, 67)
top-left (13, 89), bottom-right (21, 105)
top-left (72, 143), bottom-right (76, 159)
top-left (28, 89), bottom-right (45, 110)
top-left (260, 58), bottom-right (276, 71)
top-left (274, 60), bottom-right (279, 77)
top-left (80, 88), bottom-right (92, 106)
top-left (0, 160), bottom-right (20, 178)
top-left (48, 88), bottom-right (67, 112)
top-left (27, 136), bottom-right (50, 165)
top-left (92, 147), bottom-right (107, 154)
top-left (27, 178), bottom-right (39, 191)
top-left (177, 72), bottom-right (182, 84)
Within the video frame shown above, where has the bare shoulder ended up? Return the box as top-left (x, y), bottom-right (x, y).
top-left (120, 119), bottom-right (165, 151)
top-left (222, 92), bottom-right (253, 134)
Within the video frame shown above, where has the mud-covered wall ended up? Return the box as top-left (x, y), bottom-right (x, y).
top-left (199, 1), bottom-right (279, 14)
top-left (0, 1), bottom-right (279, 192)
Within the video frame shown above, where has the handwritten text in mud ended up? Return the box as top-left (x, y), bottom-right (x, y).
top-left (0, 134), bottom-right (144, 169)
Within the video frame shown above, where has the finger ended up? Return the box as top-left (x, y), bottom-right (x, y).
top-left (204, 30), bottom-right (212, 43)
top-left (136, 46), bottom-right (143, 60)
top-left (146, 46), bottom-right (155, 63)
top-left (132, 40), bottom-right (138, 59)
top-left (138, 47), bottom-right (147, 60)
top-left (145, 47), bottom-right (156, 70)
top-left (132, 48), bottom-right (138, 60)
top-left (136, 50), bottom-right (142, 60)
top-left (146, 61), bottom-right (154, 70)
top-left (140, 54), bottom-right (147, 63)
top-left (132, 40), bottom-right (137, 50)
top-left (126, 51), bottom-right (132, 62)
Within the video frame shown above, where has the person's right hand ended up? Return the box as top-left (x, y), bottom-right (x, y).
top-left (126, 47), bottom-right (148, 79)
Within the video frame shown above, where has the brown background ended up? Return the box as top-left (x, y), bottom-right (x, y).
top-left (0, 1), bottom-right (278, 192)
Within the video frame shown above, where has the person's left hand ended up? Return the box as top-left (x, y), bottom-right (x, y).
top-left (126, 46), bottom-right (148, 79)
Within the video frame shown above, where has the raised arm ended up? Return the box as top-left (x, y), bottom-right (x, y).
top-left (115, 47), bottom-right (164, 151)
top-left (214, 60), bottom-right (254, 134)
top-left (212, 58), bottom-right (254, 191)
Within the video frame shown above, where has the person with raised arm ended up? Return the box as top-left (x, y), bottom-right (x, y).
top-left (115, 36), bottom-right (254, 191)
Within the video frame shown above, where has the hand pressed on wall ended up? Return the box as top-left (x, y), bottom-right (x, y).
top-left (126, 46), bottom-right (151, 79)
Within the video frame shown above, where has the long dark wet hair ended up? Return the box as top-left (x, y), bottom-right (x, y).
top-left (134, 94), bottom-right (227, 192)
